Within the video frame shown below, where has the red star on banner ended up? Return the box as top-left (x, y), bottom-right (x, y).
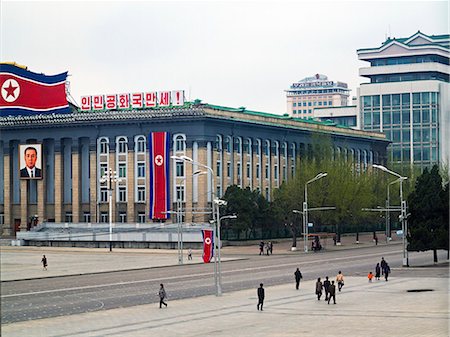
top-left (3, 81), bottom-right (18, 99)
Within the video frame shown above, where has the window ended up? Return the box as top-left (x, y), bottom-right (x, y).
top-left (265, 164), bottom-right (269, 179)
top-left (83, 212), bottom-right (91, 223)
top-left (137, 186), bottom-right (146, 202)
top-left (138, 212), bottom-right (146, 223)
top-left (225, 137), bottom-right (231, 153)
top-left (175, 135), bottom-right (186, 152)
top-left (237, 163), bottom-right (241, 179)
top-left (117, 137), bottom-right (127, 153)
top-left (136, 136), bottom-right (146, 153)
top-left (246, 163), bottom-right (251, 178)
top-left (176, 161), bottom-right (184, 177)
top-left (118, 163), bottom-right (126, 178)
top-left (119, 212), bottom-right (127, 223)
top-left (176, 185), bottom-right (185, 201)
top-left (265, 187), bottom-right (270, 200)
top-left (216, 161), bottom-right (221, 177)
top-left (274, 165), bottom-right (278, 180)
top-left (118, 186), bottom-right (127, 202)
top-left (99, 163), bottom-right (108, 178)
top-left (137, 162), bottom-right (145, 177)
top-left (99, 138), bottom-right (109, 154)
top-left (65, 212), bottom-right (73, 223)
top-left (100, 212), bottom-right (108, 223)
top-left (227, 162), bottom-right (231, 178)
top-left (256, 164), bottom-right (260, 179)
top-left (100, 187), bottom-right (108, 202)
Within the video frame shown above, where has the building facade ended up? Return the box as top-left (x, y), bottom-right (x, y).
top-left (312, 105), bottom-right (357, 128)
top-left (357, 31), bottom-right (450, 168)
top-left (286, 74), bottom-right (350, 118)
top-left (0, 101), bottom-right (389, 235)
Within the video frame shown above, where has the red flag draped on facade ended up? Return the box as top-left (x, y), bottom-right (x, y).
top-left (202, 229), bottom-right (214, 263)
top-left (149, 132), bottom-right (170, 219)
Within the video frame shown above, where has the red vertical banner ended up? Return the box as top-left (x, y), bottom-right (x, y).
top-left (202, 229), bottom-right (214, 263)
top-left (149, 132), bottom-right (170, 219)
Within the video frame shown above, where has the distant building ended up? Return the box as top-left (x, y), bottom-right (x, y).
top-left (313, 105), bottom-right (357, 128)
top-left (357, 31), bottom-right (449, 168)
top-left (286, 74), bottom-right (350, 118)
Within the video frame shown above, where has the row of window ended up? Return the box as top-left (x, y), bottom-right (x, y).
top-left (369, 72), bottom-right (449, 84)
top-left (363, 108), bottom-right (439, 127)
top-left (370, 55), bottom-right (449, 67)
top-left (293, 110), bottom-right (313, 114)
top-left (383, 127), bottom-right (438, 144)
top-left (362, 92), bottom-right (439, 108)
top-left (64, 211), bottom-right (147, 224)
top-left (293, 101), bottom-right (332, 107)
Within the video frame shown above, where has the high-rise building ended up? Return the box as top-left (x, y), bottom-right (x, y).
top-left (286, 74), bottom-right (350, 118)
top-left (357, 31), bottom-right (449, 168)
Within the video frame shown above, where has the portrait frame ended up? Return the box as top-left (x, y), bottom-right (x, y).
top-left (19, 143), bottom-right (43, 180)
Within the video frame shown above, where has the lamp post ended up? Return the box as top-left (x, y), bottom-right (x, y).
top-left (386, 177), bottom-right (402, 243)
top-left (100, 168), bottom-right (121, 252)
top-left (303, 173), bottom-right (328, 253)
top-left (373, 164), bottom-right (408, 266)
top-left (216, 211), bottom-right (237, 296)
top-left (170, 155), bottom-right (220, 294)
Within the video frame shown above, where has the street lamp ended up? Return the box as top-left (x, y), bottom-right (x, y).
top-left (100, 168), bottom-right (121, 252)
top-left (303, 173), bottom-right (328, 253)
top-left (373, 164), bottom-right (409, 266)
top-left (171, 155), bottom-right (220, 294)
top-left (216, 208), bottom-right (237, 296)
top-left (386, 177), bottom-right (402, 243)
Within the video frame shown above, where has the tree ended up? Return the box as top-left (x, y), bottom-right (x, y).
top-left (407, 165), bottom-right (449, 263)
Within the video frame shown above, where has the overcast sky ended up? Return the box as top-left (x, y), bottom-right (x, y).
top-left (1, 1), bottom-right (448, 114)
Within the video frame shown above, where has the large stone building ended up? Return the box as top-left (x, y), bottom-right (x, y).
top-left (0, 98), bottom-right (389, 236)
top-left (357, 31), bottom-right (449, 168)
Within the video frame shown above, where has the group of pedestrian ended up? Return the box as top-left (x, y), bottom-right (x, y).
top-left (259, 241), bottom-right (273, 256)
top-left (314, 271), bottom-right (343, 305)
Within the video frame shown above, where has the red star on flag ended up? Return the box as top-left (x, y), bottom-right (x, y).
top-left (3, 81), bottom-right (18, 99)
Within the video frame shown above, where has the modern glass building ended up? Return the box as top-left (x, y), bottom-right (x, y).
top-left (357, 31), bottom-right (449, 169)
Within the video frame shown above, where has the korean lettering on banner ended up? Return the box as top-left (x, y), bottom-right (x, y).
top-left (159, 91), bottom-right (170, 107)
top-left (171, 90), bottom-right (185, 106)
top-left (117, 93), bottom-right (130, 109)
top-left (92, 95), bottom-right (104, 110)
top-left (105, 94), bottom-right (117, 110)
top-left (81, 96), bottom-right (91, 111)
top-left (145, 92), bottom-right (157, 108)
top-left (131, 93), bottom-right (144, 109)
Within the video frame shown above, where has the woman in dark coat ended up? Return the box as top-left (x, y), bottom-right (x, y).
top-left (375, 263), bottom-right (381, 280)
top-left (315, 278), bottom-right (323, 300)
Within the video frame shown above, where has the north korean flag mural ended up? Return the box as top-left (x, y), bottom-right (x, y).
top-left (0, 63), bottom-right (70, 116)
top-left (149, 132), bottom-right (170, 220)
top-left (202, 229), bottom-right (215, 263)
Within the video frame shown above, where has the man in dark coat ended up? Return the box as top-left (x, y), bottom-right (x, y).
top-left (323, 276), bottom-right (331, 300)
top-left (381, 257), bottom-right (387, 275)
top-left (294, 268), bottom-right (303, 290)
top-left (328, 281), bottom-right (336, 304)
top-left (384, 263), bottom-right (391, 281)
top-left (257, 283), bottom-right (265, 311)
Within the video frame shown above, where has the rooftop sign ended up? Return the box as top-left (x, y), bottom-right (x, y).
top-left (80, 90), bottom-right (185, 111)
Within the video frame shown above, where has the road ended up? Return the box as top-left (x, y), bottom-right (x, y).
top-left (1, 244), bottom-right (447, 324)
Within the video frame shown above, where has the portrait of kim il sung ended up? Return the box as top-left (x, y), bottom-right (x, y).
top-left (19, 144), bottom-right (43, 179)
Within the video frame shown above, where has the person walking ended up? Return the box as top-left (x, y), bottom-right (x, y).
top-left (323, 276), bottom-right (331, 301)
top-left (269, 241), bottom-right (273, 255)
top-left (257, 283), bottom-right (265, 311)
top-left (41, 255), bottom-right (48, 270)
top-left (315, 278), bottom-right (323, 300)
top-left (158, 284), bottom-right (168, 308)
top-left (380, 257), bottom-right (387, 275)
top-left (375, 263), bottom-right (381, 280)
top-left (328, 281), bottom-right (336, 304)
top-left (384, 263), bottom-right (391, 281)
top-left (187, 248), bottom-right (192, 260)
top-left (368, 272), bottom-right (374, 282)
top-left (259, 241), bottom-right (264, 255)
top-left (336, 271), bottom-right (344, 291)
top-left (294, 268), bottom-right (303, 290)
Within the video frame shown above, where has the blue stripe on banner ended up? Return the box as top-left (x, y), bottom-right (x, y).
top-left (148, 133), bottom-right (154, 219)
top-left (165, 132), bottom-right (171, 218)
top-left (0, 64), bottom-right (68, 84)
top-left (0, 105), bottom-right (71, 117)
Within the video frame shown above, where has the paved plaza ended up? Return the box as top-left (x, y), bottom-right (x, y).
top-left (1, 237), bottom-right (449, 337)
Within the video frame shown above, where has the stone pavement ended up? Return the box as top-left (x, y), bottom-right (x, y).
top-left (2, 276), bottom-right (448, 337)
